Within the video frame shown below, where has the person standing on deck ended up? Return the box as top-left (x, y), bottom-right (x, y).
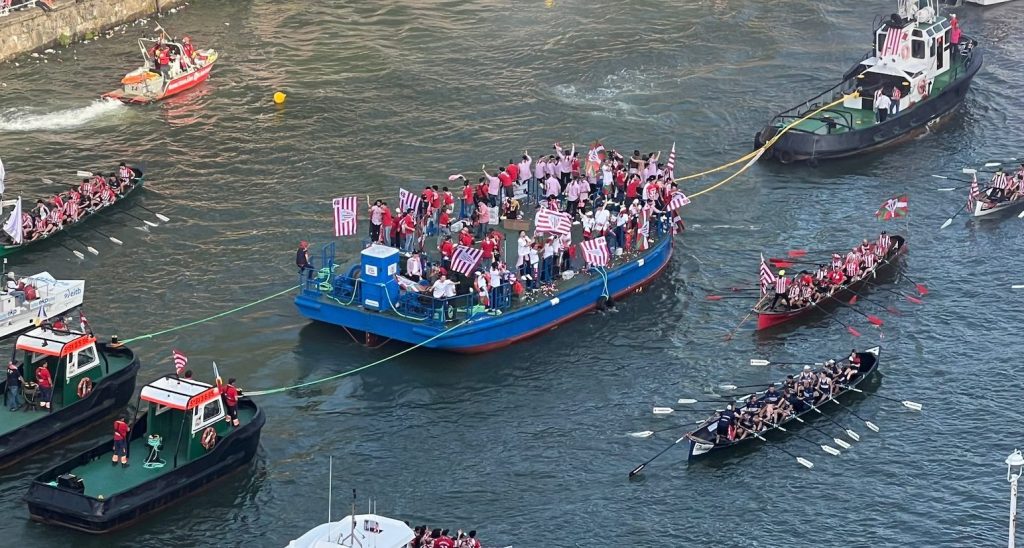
top-left (770, 270), bottom-right (789, 310)
top-left (518, 151), bottom-right (532, 202)
top-left (223, 378), bottom-right (241, 427)
top-left (5, 361), bottom-right (21, 411)
top-left (950, 14), bottom-right (961, 51)
top-left (407, 251), bottom-right (423, 282)
top-left (875, 91), bottom-right (891, 123)
top-left (399, 209), bottom-right (417, 253)
top-left (890, 86), bottom-right (902, 115)
top-left (532, 155), bottom-right (546, 205)
top-left (296, 241), bottom-right (313, 279)
top-left (459, 179), bottom-right (473, 219)
top-left (379, 201), bottom-right (393, 245)
top-left (481, 168), bottom-right (501, 207)
top-left (35, 362), bottom-right (52, 410)
top-left (498, 167), bottom-right (514, 206)
top-left (369, 200), bottom-right (383, 243)
top-left (112, 415), bottom-right (130, 467)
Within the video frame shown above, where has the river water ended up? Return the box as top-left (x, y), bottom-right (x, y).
top-left (0, 0), bottom-right (1022, 546)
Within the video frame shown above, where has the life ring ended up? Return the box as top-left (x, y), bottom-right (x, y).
top-left (77, 377), bottom-right (93, 398)
top-left (200, 427), bottom-right (217, 450)
top-left (445, 305), bottom-right (455, 320)
top-left (900, 44), bottom-right (910, 60)
top-left (917, 79), bottom-right (927, 96)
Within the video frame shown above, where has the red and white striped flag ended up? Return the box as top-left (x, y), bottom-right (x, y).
top-left (333, 196), bottom-right (357, 237)
top-left (580, 236), bottom-right (610, 267)
top-left (172, 349), bottom-right (188, 376)
top-left (534, 208), bottom-right (572, 236)
top-left (759, 253), bottom-right (776, 295)
top-left (79, 310), bottom-right (89, 333)
top-left (881, 28), bottom-right (907, 57)
top-left (399, 188), bottom-right (421, 214)
top-left (967, 175), bottom-right (981, 213)
top-left (666, 142), bottom-right (676, 177)
top-left (667, 191), bottom-right (690, 211)
top-left (450, 245), bottom-right (484, 276)
top-left (639, 220), bottom-right (650, 238)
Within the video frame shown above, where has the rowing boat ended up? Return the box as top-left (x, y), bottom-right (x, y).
top-left (971, 187), bottom-right (1024, 218)
top-left (0, 170), bottom-right (144, 258)
top-left (754, 235), bottom-right (906, 330)
top-left (686, 347), bottom-right (880, 462)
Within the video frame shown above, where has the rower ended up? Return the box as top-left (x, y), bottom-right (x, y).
top-left (844, 255), bottom-right (861, 281)
top-left (716, 404), bottom-right (736, 443)
top-left (786, 278), bottom-right (801, 308)
top-left (735, 408), bottom-right (755, 440)
top-left (876, 231), bottom-right (891, 256)
top-left (815, 371), bottom-right (834, 405)
top-left (770, 269), bottom-right (789, 310)
top-left (762, 385), bottom-right (784, 425)
top-left (830, 253), bottom-right (843, 271)
top-left (862, 246), bottom-right (877, 273)
top-left (798, 364), bottom-right (816, 384)
top-left (842, 350), bottom-right (862, 383)
top-left (991, 169), bottom-right (1010, 201)
top-left (799, 381), bottom-right (817, 410)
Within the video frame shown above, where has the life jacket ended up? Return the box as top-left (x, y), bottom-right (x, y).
top-left (23, 284), bottom-right (37, 300)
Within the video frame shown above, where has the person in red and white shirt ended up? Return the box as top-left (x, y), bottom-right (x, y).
top-left (112, 416), bottom-right (130, 467)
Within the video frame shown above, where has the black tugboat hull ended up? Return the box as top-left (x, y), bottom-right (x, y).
top-left (24, 399), bottom-right (265, 534)
top-left (755, 49), bottom-right (984, 163)
top-left (0, 345), bottom-right (140, 468)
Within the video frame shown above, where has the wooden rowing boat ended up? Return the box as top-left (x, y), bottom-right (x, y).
top-left (0, 171), bottom-right (145, 258)
top-left (971, 187), bottom-right (1024, 218)
top-left (754, 235), bottom-right (906, 330)
top-left (685, 347), bottom-right (880, 462)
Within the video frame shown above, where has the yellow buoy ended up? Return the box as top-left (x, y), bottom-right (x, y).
top-left (273, 91), bottom-right (287, 104)
top-left (545, 0), bottom-right (554, 6)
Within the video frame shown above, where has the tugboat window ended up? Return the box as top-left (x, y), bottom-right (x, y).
top-left (67, 346), bottom-right (99, 377)
top-left (192, 398), bottom-right (224, 432)
top-left (912, 40), bottom-right (925, 59)
top-left (929, 40), bottom-right (936, 58)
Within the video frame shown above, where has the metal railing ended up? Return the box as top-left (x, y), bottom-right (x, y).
top-left (0, 1), bottom-right (40, 18)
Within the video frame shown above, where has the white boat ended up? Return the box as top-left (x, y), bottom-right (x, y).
top-left (964, 0), bottom-right (1016, 6)
top-left (287, 513), bottom-right (415, 548)
top-left (971, 188), bottom-right (1024, 217)
top-left (0, 271), bottom-right (84, 339)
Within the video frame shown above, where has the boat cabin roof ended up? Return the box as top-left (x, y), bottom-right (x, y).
top-left (15, 327), bottom-right (95, 358)
top-left (140, 375), bottom-right (221, 411)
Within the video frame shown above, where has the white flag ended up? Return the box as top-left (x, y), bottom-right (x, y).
top-left (0, 156), bottom-right (5, 196)
top-left (3, 197), bottom-right (22, 244)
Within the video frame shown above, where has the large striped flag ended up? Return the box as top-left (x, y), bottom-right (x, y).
top-left (881, 28), bottom-right (907, 57)
top-left (534, 208), bottom-right (572, 236)
top-left (399, 188), bottom-right (421, 214)
top-left (450, 245), bottom-right (484, 276)
top-left (759, 253), bottom-right (776, 295)
top-left (333, 196), bottom-right (357, 237)
top-left (580, 236), bottom-right (610, 267)
top-left (666, 142), bottom-right (676, 177)
top-left (172, 349), bottom-right (188, 376)
top-left (967, 175), bottom-right (981, 213)
top-left (2, 197), bottom-right (21, 244)
top-left (667, 191), bottom-right (690, 211)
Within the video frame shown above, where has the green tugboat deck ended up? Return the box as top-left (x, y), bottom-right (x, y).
top-left (57, 405), bottom-right (257, 499)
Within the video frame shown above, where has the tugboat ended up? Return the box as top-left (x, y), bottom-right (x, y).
top-left (103, 32), bottom-right (218, 104)
top-left (25, 374), bottom-right (264, 533)
top-left (754, 0), bottom-right (982, 163)
top-left (0, 271), bottom-right (84, 340)
top-left (0, 326), bottom-right (140, 466)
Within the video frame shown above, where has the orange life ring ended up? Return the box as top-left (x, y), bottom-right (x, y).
top-left (77, 377), bottom-right (93, 398)
top-left (200, 426), bottom-right (217, 450)
top-left (917, 79), bottom-right (928, 96)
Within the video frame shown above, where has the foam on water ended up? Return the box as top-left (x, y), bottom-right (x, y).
top-left (0, 98), bottom-right (125, 131)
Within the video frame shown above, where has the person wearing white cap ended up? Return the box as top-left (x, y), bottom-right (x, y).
top-left (581, 210), bottom-right (595, 240)
top-left (770, 269), bottom-right (790, 310)
top-left (798, 364), bottom-right (816, 384)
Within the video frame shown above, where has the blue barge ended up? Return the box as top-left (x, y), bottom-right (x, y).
top-left (294, 222), bottom-right (675, 354)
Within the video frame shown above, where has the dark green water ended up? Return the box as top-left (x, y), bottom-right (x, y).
top-left (1, 0), bottom-right (1023, 545)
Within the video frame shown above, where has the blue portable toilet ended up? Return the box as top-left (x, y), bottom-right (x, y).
top-left (359, 244), bottom-right (400, 312)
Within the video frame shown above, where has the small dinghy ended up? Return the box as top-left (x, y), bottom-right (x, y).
top-left (25, 374), bottom-right (264, 533)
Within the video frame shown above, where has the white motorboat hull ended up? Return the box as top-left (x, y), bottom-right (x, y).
top-left (0, 272), bottom-right (84, 339)
top-left (971, 188), bottom-right (1024, 217)
top-left (287, 514), bottom-right (415, 548)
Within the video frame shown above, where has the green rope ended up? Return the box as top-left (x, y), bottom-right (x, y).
top-left (245, 317), bottom-right (472, 396)
top-left (121, 284), bottom-right (301, 344)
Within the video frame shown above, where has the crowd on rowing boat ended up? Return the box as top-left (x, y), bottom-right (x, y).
top-left (0, 163), bottom-right (138, 245)
top-left (408, 526), bottom-right (482, 548)
top-left (346, 141), bottom-right (687, 308)
top-left (764, 232), bottom-right (895, 310)
top-left (709, 350), bottom-right (865, 443)
top-left (971, 163), bottom-right (1024, 208)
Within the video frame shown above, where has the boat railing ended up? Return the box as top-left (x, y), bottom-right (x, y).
top-left (767, 50), bottom-right (873, 127)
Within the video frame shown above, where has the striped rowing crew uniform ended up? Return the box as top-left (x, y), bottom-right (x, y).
top-left (845, 261), bottom-right (860, 279)
top-left (770, 273), bottom-right (790, 310)
top-left (831, 254), bottom-right (843, 270)
top-left (992, 171), bottom-right (1011, 200)
top-left (863, 252), bottom-right (877, 271)
top-left (878, 232), bottom-right (891, 254)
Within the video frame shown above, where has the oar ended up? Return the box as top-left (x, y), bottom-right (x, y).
top-left (58, 243), bottom-right (86, 260)
top-left (718, 381), bottom-right (781, 391)
top-left (66, 234), bottom-right (99, 256)
top-left (40, 177), bottom-right (76, 188)
top-left (136, 205), bottom-right (170, 223)
top-left (652, 405), bottom-right (723, 415)
top-left (749, 359), bottom-right (824, 367)
top-left (899, 274), bottom-right (929, 296)
top-left (806, 403), bottom-right (860, 441)
top-left (939, 204), bottom-right (967, 229)
top-left (835, 298), bottom-right (884, 326)
top-left (705, 294), bottom-right (755, 301)
top-left (1012, 285), bottom-right (1024, 289)
top-left (930, 174), bottom-right (974, 191)
top-left (869, 284), bottom-right (923, 304)
top-left (841, 386), bottom-right (922, 411)
top-left (88, 227), bottom-right (123, 245)
top-left (827, 397), bottom-right (879, 432)
top-left (791, 415), bottom-right (852, 449)
top-left (723, 308), bottom-right (755, 341)
top-left (117, 211), bottom-right (159, 228)
top-left (628, 434), bottom-right (689, 477)
top-left (781, 425), bottom-right (841, 456)
top-left (737, 426), bottom-right (814, 469)
top-left (808, 300), bottom-right (861, 337)
top-left (629, 424), bottom-right (690, 439)
top-left (847, 289), bottom-right (901, 315)
top-left (75, 170), bottom-right (94, 177)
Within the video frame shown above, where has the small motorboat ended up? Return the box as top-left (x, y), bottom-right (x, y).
top-left (288, 512), bottom-right (416, 548)
top-left (103, 35), bottom-right (218, 105)
top-left (0, 271), bottom-right (84, 340)
top-left (754, 234), bottom-right (907, 330)
top-left (0, 326), bottom-right (140, 466)
top-left (25, 374), bottom-right (264, 533)
top-left (687, 347), bottom-right (881, 461)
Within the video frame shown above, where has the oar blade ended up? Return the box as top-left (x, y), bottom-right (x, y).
top-left (796, 457), bottom-right (814, 469)
top-left (902, 400), bottom-right (923, 411)
top-left (749, 359), bottom-right (770, 366)
top-left (719, 384), bottom-right (737, 390)
top-left (848, 295), bottom-right (858, 305)
top-left (155, 214), bottom-right (171, 222)
top-left (86, 246), bottom-right (99, 256)
top-left (867, 315), bottom-right (883, 326)
top-left (834, 438), bottom-right (852, 449)
top-left (914, 284), bottom-right (928, 296)
top-left (940, 217), bottom-right (954, 229)
top-left (134, 226), bottom-right (150, 232)
top-left (629, 431), bottom-right (655, 438)
top-left (936, 187), bottom-right (956, 191)
top-left (110, 237), bottom-right (124, 245)
top-left (75, 170), bottom-right (92, 177)
top-left (821, 445), bottom-right (841, 456)
top-left (652, 407), bottom-right (675, 415)
top-left (706, 295), bottom-right (723, 301)
top-left (788, 250), bottom-right (807, 258)
top-left (906, 295), bottom-right (923, 304)
top-left (845, 429), bottom-right (860, 441)
top-left (1018, 210), bottom-right (1024, 219)
top-left (847, 326), bottom-right (862, 337)
top-left (676, 398), bottom-right (698, 404)
top-left (865, 421), bottom-right (880, 432)
top-left (144, 220), bottom-right (159, 228)
top-left (930, 174), bottom-right (950, 179)
top-left (628, 463), bottom-right (646, 478)
top-left (886, 306), bottom-right (902, 315)
top-left (1013, 285), bottom-right (1024, 289)
top-left (73, 250), bottom-right (85, 260)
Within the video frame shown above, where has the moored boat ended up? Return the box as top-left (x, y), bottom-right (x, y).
top-left (0, 167), bottom-right (144, 258)
top-left (25, 374), bottom-right (264, 533)
top-left (754, 0), bottom-right (982, 163)
top-left (0, 271), bottom-right (84, 340)
top-left (103, 36), bottom-right (218, 105)
top-left (686, 347), bottom-right (880, 462)
top-left (0, 327), bottom-right (140, 466)
top-left (754, 234), bottom-right (906, 330)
